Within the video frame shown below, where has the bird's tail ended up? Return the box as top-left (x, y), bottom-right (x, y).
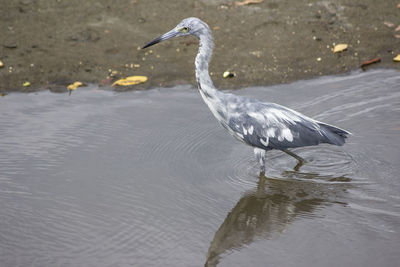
top-left (318, 122), bottom-right (351, 146)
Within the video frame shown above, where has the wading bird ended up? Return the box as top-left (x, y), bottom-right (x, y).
top-left (143, 17), bottom-right (350, 174)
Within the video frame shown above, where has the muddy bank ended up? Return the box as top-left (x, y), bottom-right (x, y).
top-left (0, 0), bottom-right (399, 93)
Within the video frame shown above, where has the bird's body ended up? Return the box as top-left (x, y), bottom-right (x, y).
top-left (143, 17), bottom-right (350, 173)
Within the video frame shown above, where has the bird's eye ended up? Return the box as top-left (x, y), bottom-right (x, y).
top-left (180, 27), bottom-right (189, 33)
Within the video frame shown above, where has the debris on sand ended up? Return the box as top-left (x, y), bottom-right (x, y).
top-left (361, 58), bottom-right (381, 68)
top-left (67, 81), bottom-right (84, 95)
top-left (384, 21), bottom-right (394, 28)
top-left (67, 81), bottom-right (83, 91)
top-left (112, 76), bottom-right (148, 86)
top-left (223, 71), bottom-right (236, 78)
top-left (333, 44), bottom-right (348, 53)
top-left (235, 0), bottom-right (263, 6)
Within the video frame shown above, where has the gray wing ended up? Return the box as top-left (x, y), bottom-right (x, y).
top-left (227, 102), bottom-right (327, 150)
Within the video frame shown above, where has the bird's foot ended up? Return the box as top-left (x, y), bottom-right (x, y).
top-left (293, 160), bottom-right (303, 172)
top-left (282, 149), bottom-right (308, 171)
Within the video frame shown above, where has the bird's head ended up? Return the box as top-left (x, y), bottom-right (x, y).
top-left (142, 17), bottom-right (208, 49)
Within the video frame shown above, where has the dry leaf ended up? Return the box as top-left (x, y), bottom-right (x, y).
top-left (393, 54), bottom-right (400, 62)
top-left (67, 81), bottom-right (83, 91)
top-left (333, 43), bottom-right (348, 53)
top-left (235, 0), bottom-right (263, 6)
top-left (395, 34), bottom-right (400, 39)
top-left (395, 25), bottom-right (400, 32)
top-left (112, 76), bottom-right (147, 86)
top-left (23, 81), bottom-right (31, 87)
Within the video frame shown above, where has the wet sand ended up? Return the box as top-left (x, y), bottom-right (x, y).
top-left (1, 0), bottom-right (399, 93)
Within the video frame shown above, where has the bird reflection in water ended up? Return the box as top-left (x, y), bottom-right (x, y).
top-left (205, 172), bottom-right (350, 267)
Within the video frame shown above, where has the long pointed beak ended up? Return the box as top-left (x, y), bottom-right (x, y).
top-left (142, 29), bottom-right (179, 49)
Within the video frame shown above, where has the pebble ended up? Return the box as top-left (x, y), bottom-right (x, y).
top-left (223, 71), bottom-right (235, 78)
top-left (3, 43), bottom-right (17, 49)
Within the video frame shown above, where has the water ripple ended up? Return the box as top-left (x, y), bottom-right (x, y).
top-left (1, 71), bottom-right (400, 266)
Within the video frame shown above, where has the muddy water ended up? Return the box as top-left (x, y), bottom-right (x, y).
top-left (0, 69), bottom-right (399, 267)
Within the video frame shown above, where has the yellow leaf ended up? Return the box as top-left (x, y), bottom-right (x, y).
top-left (23, 81), bottom-right (31, 87)
top-left (112, 76), bottom-right (147, 86)
top-left (393, 54), bottom-right (400, 62)
top-left (67, 81), bottom-right (83, 90)
top-left (333, 43), bottom-right (348, 53)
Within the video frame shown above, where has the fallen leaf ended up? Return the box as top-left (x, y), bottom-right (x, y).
top-left (395, 25), bottom-right (400, 32)
top-left (393, 54), bottom-right (400, 62)
top-left (235, 0), bottom-right (263, 6)
top-left (67, 81), bottom-right (83, 91)
top-left (384, 21), bottom-right (394, 27)
top-left (333, 43), bottom-right (348, 53)
top-left (112, 76), bottom-right (147, 86)
top-left (360, 57), bottom-right (381, 68)
top-left (395, 34), bottom-right (400, 39)
top-left (23, 81), bottom-right (31, 87)
top-left (398, 3), bottom-right (400, 8)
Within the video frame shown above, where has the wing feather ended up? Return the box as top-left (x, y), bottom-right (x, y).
top-left (228, 102), bottom-right (327, 150)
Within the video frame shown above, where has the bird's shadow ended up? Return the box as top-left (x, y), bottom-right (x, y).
top-left (204, 171), bottom-right (351, 267)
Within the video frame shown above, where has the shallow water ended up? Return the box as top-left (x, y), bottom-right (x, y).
top-left (0, 69), bottom-right (399, 267)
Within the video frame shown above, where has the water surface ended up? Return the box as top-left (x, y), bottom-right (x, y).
top-left (0, 70), bottom-right (399, 266)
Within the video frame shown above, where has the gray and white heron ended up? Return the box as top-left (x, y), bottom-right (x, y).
top-left (143, 17), bottom-right (350, 174)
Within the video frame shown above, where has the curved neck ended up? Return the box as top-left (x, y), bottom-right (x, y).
top-left (195, 31), bottom-right (218, 98)
top-left (194, 29), bottom-right (228, 126)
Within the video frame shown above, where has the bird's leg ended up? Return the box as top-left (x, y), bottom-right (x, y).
top-left (282, 149), bottom-right (305, 161)
top-left (282, 149), bottom-right (306, 171)
top-left (254, 148), bottom-right (266, 176)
